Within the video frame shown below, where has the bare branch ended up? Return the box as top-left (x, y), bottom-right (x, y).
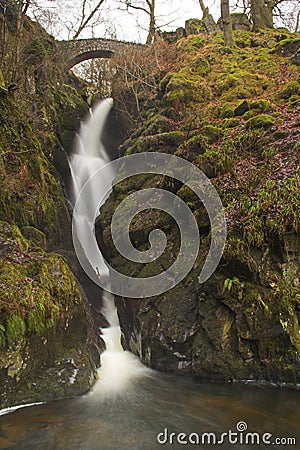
top-left (73, 0), bottom-right (106, 39)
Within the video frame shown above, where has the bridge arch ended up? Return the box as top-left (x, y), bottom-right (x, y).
top-left (58, 38), bottom-right (144, 70)
top-left (67, 49), bottom-right (114, 69)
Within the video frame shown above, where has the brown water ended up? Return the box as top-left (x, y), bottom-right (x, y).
top-left (0, 372), bottom-right (299, 450)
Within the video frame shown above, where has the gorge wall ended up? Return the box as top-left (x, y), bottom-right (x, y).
top-left (0, 8), bottom-right (103, 408)
top-left (98, 28), bottom-right (300, 385)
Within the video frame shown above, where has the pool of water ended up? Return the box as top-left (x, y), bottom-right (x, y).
top-left (0, 371), bottom-right (299, 450)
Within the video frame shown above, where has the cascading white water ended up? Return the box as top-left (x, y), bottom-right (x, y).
top-left (69, 99), bottom-right (150, 398)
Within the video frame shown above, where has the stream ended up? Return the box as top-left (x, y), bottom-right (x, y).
top-left (0, 374), bottom-right (299, 449)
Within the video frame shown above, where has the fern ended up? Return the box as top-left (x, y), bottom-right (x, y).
top-left (6, 315), bottom-right (26, 346)
top-left (223, 276), bottom-right (240, 293)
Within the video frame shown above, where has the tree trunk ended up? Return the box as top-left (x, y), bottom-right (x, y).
top-left (251, 0), bottom-right (273, 31)
top-left (221, 0), bottom-right (233, 46)
top-left (198, 0), bottom-right (209, 19)
top-left (295, 9), bottom-right (300, 32)
top-left (146, 0), bottom-right (155, 45)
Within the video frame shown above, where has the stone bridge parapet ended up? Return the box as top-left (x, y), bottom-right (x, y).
top-left (58, 38), bottom-right (143, 68)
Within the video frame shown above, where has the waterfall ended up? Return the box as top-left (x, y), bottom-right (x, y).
top-left (69, 99), bottom-right (149, 399)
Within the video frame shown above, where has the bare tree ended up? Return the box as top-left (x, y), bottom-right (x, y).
top-left (72, 0), bottom-right (106, 39)
top-left (0, 0), bottom-right (31, 81)
top-left (251, 0), bottom-right (273, 30)
top-left (221, 0), bottom-right (233, 46)
top-left (197, 0), bottom-right (220, 33)
top-left (233, 0), bottom-right (299, 31)
top-left (198, 0), bottom-right (209, 18)
top-left (111, 39), bottom-right (176, 123)
top-left (295, 8), bottom-right (300, 31)
top-left (121, 0), bottom-right (156, 44)
top-left (29, 0), bottom-right (108, 40)
top-left (273, 0), bottom-right (299, 31)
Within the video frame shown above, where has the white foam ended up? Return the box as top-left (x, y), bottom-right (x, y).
top-left (70, 99), bottom-right (150, 400)
top-left (0, 402), bottom-right (43, 417)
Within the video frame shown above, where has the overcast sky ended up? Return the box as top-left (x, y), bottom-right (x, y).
top-left (30, 0), bottom-right (296, 43)
top-left (31, 0), bottom-right (220, 42)
top-left (107, 0), bottom-right (220, 42)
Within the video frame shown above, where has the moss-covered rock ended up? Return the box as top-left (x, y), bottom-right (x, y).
top-left (245, 114), bottom-right (275, 129)
top-left (0, 16), bottom-right (101, 409)
top-left (277, 81), bottom-right (300, 100)
top-left (21, 226), bottom-right (46, 250)
top-left (176, 35), bottom-right (205, 52)
top-left (219, 102), bottom-right (234, 118)
top-left (243, 109), bottom-right (258, 120)
top-left (193, 56), bottom-right (210, 76)
top-left (222, 117), bottom-right (240, 128)
top-left (125, 131), bottom-right (184, 155)
top-left (185, 18), bottom-right (206, 35)
top-left (230, 12), bottom-right (250, 31)
top-left (250, 99), bottom-right (274, 112)
top-left (288, 95), bottom-right (300, 109)
top-left (0, 96), bottom-right (72, 250)
top-left (184, 135), bottom-right (208, 154)
top-left (162, 68), bottom-right (212, 106)
top-left (234, 100), bottom-right (250, 116)
top-left (48, 83), bottom-right (88, 152)
top-left (103, 27), bottom-right (300, 386)
top-left (0, 69), bottom-right (5, 87)
top-left (176, 134), bottom-right (208, 161)
top-left (275, 37), bottom-right (300, 57)
top-left (201, 125), bottom-right (223, 143)
top-left (291, 49), bottom-right (300, 66)
top-left (216, 70), bottom-right (268, 101)
top-left (0, 222), bottom-right (100, 408)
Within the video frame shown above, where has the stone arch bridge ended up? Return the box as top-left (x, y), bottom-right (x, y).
top-left (58, 38), bottom-right (143, 69)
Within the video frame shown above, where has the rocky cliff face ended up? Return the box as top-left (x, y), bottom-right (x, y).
top-left (0, 9), bottom-right (103, 408)
top-left (98, 29), bottom-right (300, 385)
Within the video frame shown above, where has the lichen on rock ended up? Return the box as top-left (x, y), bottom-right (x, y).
top-left (98, 27), bottom-right (300, 386)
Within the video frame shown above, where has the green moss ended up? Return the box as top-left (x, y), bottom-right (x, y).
top-left (245, 114), bottom-right (274, 130)
top-left (185, 135), bottom-right (208, 153)
top-left (176, 35), bottom-right (205, 52)
top-left (215, 63), bottom-right (270, 101)
top-left (125, 131), bottom-right (184, 155)
top-left (143, 114), bottom-right (173, 135)
top-left (185, 18), bottom-right (206, 35)
top-left (177, 185), bottom-right (199, 208)
top-left (222, 118), bottom-right (240, 128)
top-left (234, 30), bottom-right (251, 48)
top-left (250, 99), bottom-right (274, 112)
top-left (1, 258), bottom-right (81, 346)
top-left (277, 81), bottom-right (300, 100)
top-left (49, 84), bottom-right (88, 150)
top-left (21, 226), bottom-right (46, 250)
top-left (219, 103), bottom-right (234, 118)
top-left (243, 110), bottom-right (257, 120)
top-left (275, 37), bottom-right (300, 55)
top-left (0, 96), bottom-right (72, 248)
top-left (0, 69), bottom-right (4, 87)
top-left (201, 125), bottom-right (223, 143)
top-left (193, 56), bottom-right (210, 76)
top-left (176, 135), bottom-right (208, 160)
top-left (0, 221), bottom-right (29, 254)
top-left (288, 95), bottom-right (300, 110)
top-left (239, 51), bottom-right (281, 77)
top-left (163, 69), bottom-right (212, 106)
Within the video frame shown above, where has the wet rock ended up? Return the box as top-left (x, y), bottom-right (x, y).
top-left (234, 100), bottom-right (250, 116)
top-left (275, 37), bottom-right (300, 57)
